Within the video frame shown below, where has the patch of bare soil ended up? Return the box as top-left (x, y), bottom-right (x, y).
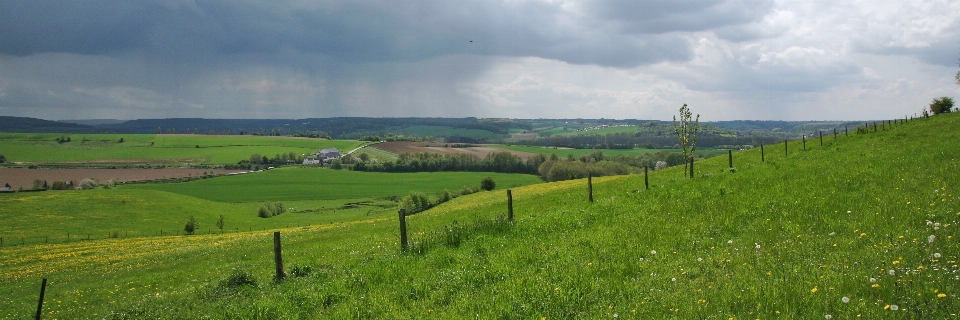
top-left (0, 168), bottom-right (247, 190)
top-left (373, 142), bottom-right (537, 160)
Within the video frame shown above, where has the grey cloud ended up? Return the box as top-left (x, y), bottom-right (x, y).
top-left (588, 0), bottom-right (772, 34)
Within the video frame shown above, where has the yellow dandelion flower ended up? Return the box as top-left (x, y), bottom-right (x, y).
top-left (872, 284), bottom-right (880, 288)
top-left (938, 293), bottom-right (947, 298)
top-left (884, 305), bottom-right (890, 310)
top-left (893, 260), bottom-right (900, 265)
top-left (811, 287), bottom-right (819, 293)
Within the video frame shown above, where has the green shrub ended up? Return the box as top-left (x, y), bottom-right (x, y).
top-left (257, 202), bottom-right (286, 218)
top-left (480, 177), bottom-right (496, 191)
top-left (183, 216), bottom-right (197, 235)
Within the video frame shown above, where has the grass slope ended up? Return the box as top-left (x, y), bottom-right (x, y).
top-left (1, 115), bottom-right (958, 318)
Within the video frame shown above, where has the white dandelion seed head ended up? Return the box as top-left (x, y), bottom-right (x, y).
top-left (829, 232), bottom-right (836, 236)
top-left (613, 314), bottom-right (618, 318)
top-left (927, 221), bottom-right (933, 226)
top-left (728, 240), bottom-right (733, 244)
top-left (651, 250), bottom-right (657, 255)
top-left (847, 210), bottom-right (851, 214)
top-left (935, 222), bottom-right (941, 227)
top-left (671, 278), bottom-right (676, 282)
top-left (697, 257), bottom-right (703, 262)
top-left (888, 269), bottom-right (895, 276)
top-left (870, 277), bottom-right (877, 283)
top-left (935, 226), bottom-right (940, 230)
top-left (890, 304), bottom-right (899, 311)
top-left (928, 235), bottom-right (936, 243)
top-left (934, 253), bottom-right (942, 258)
top-left (639, 258), bottom-right (644, 262)
top-left (755, 243), bottom-right (761, 249)
top-left (825, 315), bottom-right (833, 319)
top-left (842, 296), bottom-right (850, 303)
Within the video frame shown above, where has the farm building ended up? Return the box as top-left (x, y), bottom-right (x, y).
top-left (315, 148), bottom-right (342, 162)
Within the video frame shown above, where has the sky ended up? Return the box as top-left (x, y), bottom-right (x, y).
top-left (1, 0), bottom-right (958, 121)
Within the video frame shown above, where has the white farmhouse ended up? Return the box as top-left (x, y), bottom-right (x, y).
top-left (315, 148), bottom-right (342, 163)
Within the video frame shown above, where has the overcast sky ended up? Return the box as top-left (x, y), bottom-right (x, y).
top-left (1, 0), bottom-right (958, 121)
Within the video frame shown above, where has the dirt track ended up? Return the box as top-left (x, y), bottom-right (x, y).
top-left (0, 168), bottom-right (247, 190)
top-left (372, 142), bottom-right (536, 160)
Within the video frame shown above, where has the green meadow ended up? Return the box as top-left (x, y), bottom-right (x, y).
top-left (0, 169), bottom-right (544, 244)
top-left (0, 114), bottom-right (958, 318)
top-left (0, 133), bottom-right (363, 164)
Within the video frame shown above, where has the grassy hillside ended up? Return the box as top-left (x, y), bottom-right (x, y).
top-left (1, 114), bottom-right (958, 318)
top-left (0, 134), bottom-right (362, 165)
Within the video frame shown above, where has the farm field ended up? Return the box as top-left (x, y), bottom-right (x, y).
top-left (0, 133), bottom-right (363, 165)
top-left (120, 168), bottom-right (545, 203)
top-left (0, 168), bottom-right (247, 191)
top-left (494, 144), bottom-right (728, 158)
top-left (0, 114), bottom-right (958, 318)
top-left (371, 141), bottom-right (537, 160)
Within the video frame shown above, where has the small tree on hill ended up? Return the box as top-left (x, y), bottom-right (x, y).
top-left (0, 154), bottom-right (6, 163)
top-left (216, 215), bottom-right (224, 233)
top-left (480, 177), bottom-right (496, 191)
top-left (184, 216), bottom-right (198, 235)
top-left (673, 104), bottom-right (700, 173)
top-left (930, 96), bottom-right (954, 115)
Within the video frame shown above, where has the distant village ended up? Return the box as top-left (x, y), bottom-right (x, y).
top-left (302, 148), bottom-right (341, 164)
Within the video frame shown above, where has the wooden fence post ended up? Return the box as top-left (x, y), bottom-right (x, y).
top-left (760, 144), bottom-right (765, 162)
top-left (35, 278), bottom-right (47, 320)
top-left (819, 131), bottom-right (823, 146)
top-left (644, 166), bottom-right (649, 190)
top-left (273, 231), bottom-right (286, 280)
top-left (728, 150), bottom-right (733, 168)
top-left (833, 128), bottom-right (837, 139)
top-left (587, 174), bottom-right (593, 203)
top-left (784, 140), bottom-right (788, 157)
top-left (845, 126), bottom-right (848, 137)
top-left (873, 122), bottom-right (877, 132)
top-left (689, 157), bottom-right (694, 178)
top-left (506, 190), bottom-right (513, 221)
top-left (399, 209), bottom-right (408, 252)
top-left (802, 135), bottom-right (806, 150)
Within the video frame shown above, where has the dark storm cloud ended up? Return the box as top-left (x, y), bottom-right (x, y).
top-left (1, 0), bottom-right (769, 68)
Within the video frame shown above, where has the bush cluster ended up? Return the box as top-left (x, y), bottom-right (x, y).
top-left (257, 202), bottom-right (286, 218)
top-left (400, 186), bottom-right (478, 214)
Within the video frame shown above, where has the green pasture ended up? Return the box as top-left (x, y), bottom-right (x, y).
top-left (1, 115), bottom-right (958, 318)
top-left (120, 168), bottom-right (544, 203)
top-left (0, 133), bottom-right (363, 165)
top-left (495, 144), bottom-right (727, 158)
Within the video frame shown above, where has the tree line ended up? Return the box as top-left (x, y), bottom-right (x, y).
top-left (349, 149), bottom-right (693, 182)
